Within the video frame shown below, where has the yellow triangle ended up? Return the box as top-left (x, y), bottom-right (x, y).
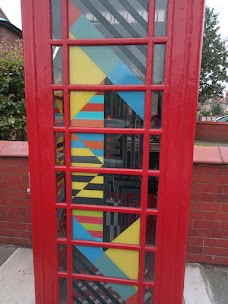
top-left (105, 219), bottom-right (140, 280)
top-left (70, 91), bottom-right (96, 120)
top-left (90, 175), bottom-right (104, 184)
top-left (69, 45), bottom-right (106, 119)
top-left (69, 46), bottom-right (106, 85)
top-left (112, 218), bottom-right (140, 245)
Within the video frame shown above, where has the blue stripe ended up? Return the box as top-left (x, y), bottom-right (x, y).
top-left (72, 218), bottom-right (103, 263)
top-left (94, 254), bottom-right (137, 300)
top-left (89, 95), bottom-right (104, 103)
top-left (77, 133), bottom-right (104, 142)
top-left (75, 112), bottom-right (104, 120)
top-left (71, 140), bottom-right (86, 148)
top-left (91, 149), bottom-right (104, 157)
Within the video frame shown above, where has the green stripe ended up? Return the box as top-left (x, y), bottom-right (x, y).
top-left (72, 210), bottom-right (103, 217)
top-left (82, 223), bottom-right (103, 231)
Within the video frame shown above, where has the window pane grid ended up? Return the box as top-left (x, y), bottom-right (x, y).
top-left (52, 0), bottom-right (169, 302)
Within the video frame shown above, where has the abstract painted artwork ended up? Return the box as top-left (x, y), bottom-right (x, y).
top-left (52, 0), bottom-right (158, 302)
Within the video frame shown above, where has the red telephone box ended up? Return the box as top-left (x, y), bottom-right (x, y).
top-left (21, 0), bottom-right (205, 303)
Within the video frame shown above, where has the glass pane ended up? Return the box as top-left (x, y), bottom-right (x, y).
top-left (72, 173), bottom-right (141, 207)
top-left (68, 0), bottom-right (149, 39)
top-left (152, 44), bottom-right (166, 84)
top-left (149, 135), bottom-right (161, 170)
top-left (54, 91), bottom-right (64, 126)
top-left (69, 45), bottom-right (147, 85)
top-left (146, 215), bottom-right (157, 246)
top-left (55, 133), bottom-right (65, 166)
top-left (59, 278), bottom-right (68, 304)
top-left (144, 287), bottom-right (154, 303)
top-left (72, 209), bottom-right (140, 244)
top-left (151, 91), bottom-right (163, 129)
top-left (58, 244), bottom-right (67, 272)
top-left (56, 172), bottom-right (66, 203)
top-left (70, 91), bottom-right (145, 128)
top-left (51, 0), bottom-right (62, 39)
top-left (73, 246), bottom-right (139, 280)
top-left (57, 208), bottom-right (67, 238)
top-left (144, 252), bottom-right (155, 282)
top-left (53, 46), bottom-right (63, 84)
top-left (154, 0), bottom-right (168, 37)
top-left (73, 280), bottom-right (138, 304)
top-left (148, 177), bottom-right (159, 209)
top-left (71, 133), bottom-right (143, 169)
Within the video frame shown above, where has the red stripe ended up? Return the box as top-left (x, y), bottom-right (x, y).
top-left (88, 230), bottom-right (103, 238)
top-left (57, 183), bottom-right (64, 193)
top-left (83, 140), bottom-right (104, 149)
top-left (81, 104), bottom-right (104, 111)
top-left (75, 215), bottom-right (103, 225)
top-left (68, 1), bottom-right (81, 27)
top-left (71, 134), bottom-right (80, 140)
top-left (71, 120), bottom-right (104, 128)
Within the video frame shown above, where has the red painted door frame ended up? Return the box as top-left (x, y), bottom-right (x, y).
top-left (21, 0), bottom-right (205, 303)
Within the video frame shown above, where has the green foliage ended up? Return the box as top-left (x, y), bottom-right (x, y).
top-left (211, 102), bottom-right (224, 115)
top-left (200, 107), bottom-right (212, 116)
top-left (199, 6), bottom-right (228, 103)
top-left (0, 39), bottom-right (27, 141)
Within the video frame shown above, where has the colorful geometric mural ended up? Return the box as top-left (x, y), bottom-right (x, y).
top-left (51, 0), bottom-right (157, 302)
top-left (68, 0), bottom-right (149, 39)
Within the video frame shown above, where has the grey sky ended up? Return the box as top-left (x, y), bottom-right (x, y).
top-left (0, 0), bottom-right (227, 38)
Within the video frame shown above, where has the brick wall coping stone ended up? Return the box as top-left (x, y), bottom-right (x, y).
top-left (194, 146), bottom-right (228, 165)
top-left (0, 141), bottom-right (28, 158)
top-left (0, 141), bottom-right (228, 164)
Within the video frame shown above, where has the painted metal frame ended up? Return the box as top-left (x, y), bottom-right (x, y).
top-left (21, 0), bottom-right (205, 303)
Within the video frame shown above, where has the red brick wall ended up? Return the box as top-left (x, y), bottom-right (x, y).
top-left (187, 164), bottom-right (228, 265)
top-left (0, 27), bottom-right (21, 47)
top-left (195, 122), bottom-right (228, 143)
top-left (0, 157), bottom-right (31, 246)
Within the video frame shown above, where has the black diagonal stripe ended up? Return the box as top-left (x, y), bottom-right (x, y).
top-left (72, 282), bottom-right (94, 304)
top-left (76, 280), bottom-right (107, 304)
top-left (72, 296), bottom-right (81, 304)
top-left (100, 0), bottom-right (141, 38)
top-left (72, 190), bottom-right (81, 196)
top-left (74, 0), bottom-right (146, 75)
top-left (84, 183), bottom-right (104, 191)
top-left (71, 156), bottom-right (102, 164)
top-left (72, 197), bottom-right (104, 205)
top-left (57, 154), bottom-right (64, 161)
top-left (112, 44), bottom-right (146, 77)
top-left (56, 142), bottom-right (64, 148)
top-left (137, 0), bottom-right (149, 11)
top-left (120, 0), bottom-right (148, 30)
top-left (56, 173), bottom-right (65, 181)
top-left (72, 175), bottom-right (95, 183)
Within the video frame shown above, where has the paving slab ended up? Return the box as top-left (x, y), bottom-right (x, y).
top-left (1, 249), bottom-right (226, 304)
top-left (184, 264), bottom-right (212, 304)
top-left (201, 264), bottom-right (228, 304)
top-left (0, 245), bottom-right (16, 267)
top-left (0, 248), bottom-right (35, 304)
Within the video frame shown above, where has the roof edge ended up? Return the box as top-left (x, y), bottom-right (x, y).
top-left (0, 19), bottom-right (22, 38)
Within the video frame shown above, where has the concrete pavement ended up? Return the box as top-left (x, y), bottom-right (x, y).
top-left (0, 247), bottom-right (35, 304)
top-left (0, 246), bottom-right (227, 304)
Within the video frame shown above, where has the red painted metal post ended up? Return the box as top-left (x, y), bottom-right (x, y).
top-left (154, 0), bottom-right (205, 303)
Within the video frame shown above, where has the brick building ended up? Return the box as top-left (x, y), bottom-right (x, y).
top-left (0, 8), bottom-right (22, 47)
